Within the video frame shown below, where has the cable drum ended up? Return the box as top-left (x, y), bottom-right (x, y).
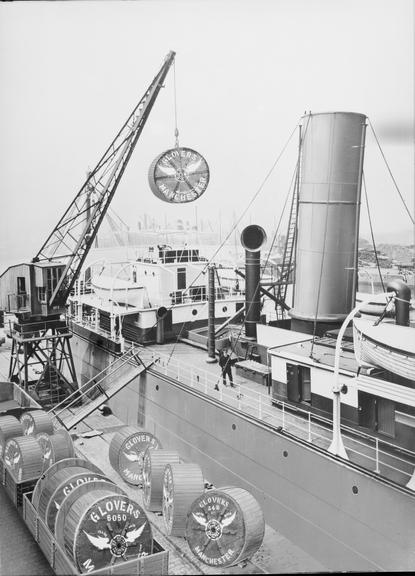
top-left (162, 462), bottom-right (204, 536)
top-left (3, 436), bottom-right (44, 482)
top-left (142, 448), bottom-right (180, 512)
top-left (54, 479), bottom-right (126, 547)
top-left (44, 469), bottom-right (114, 532)
top-left (20, 410), bottom-right (54, 436)
top-left (108, 427), bottom-right (161, 486)
top-left (148, 147), bottom-right (209, 204)
top-left (34, 465), bottom-right (111, 527)
top-left (0, 415), bottom-right (23, 458)
top-left (63, 489), bottom-right (153, 573)
top-left (32, 457), bottom-right (104, 511)
top-left (185, 486), bottom-right (265, 568)
top-left (36, 429), bottom-right (75, 472)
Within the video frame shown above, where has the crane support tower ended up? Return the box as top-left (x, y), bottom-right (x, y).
top-left (0, 51), bottom-right (176, 406)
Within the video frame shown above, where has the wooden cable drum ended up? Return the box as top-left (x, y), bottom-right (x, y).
top-left (36, 429), bottom-right (75, 472)
top-left (142, 448), bottom-right (180, 512)
top-left (63, 489), bottom-right (152, 573)
top-left (20, 410), bottom-right (54, 436)
top-left (0, 415), bottom-right (23, 459)
top-left (32, 457), bottom-right (104, 511)
top-left (108, 427), bottom-right (161, 486)
top-left (54, 479), bottom-right (126, 547)
top-left (44, 469), bottom-right (114, 533)
top-left (185, 486), bottom-right (265, 568)
top-left (35, 465), bottom-right (112, 526)
top-left (162, 462), bottom-right (204, 537)
top-left (3, 436), bottom-right (44, 482)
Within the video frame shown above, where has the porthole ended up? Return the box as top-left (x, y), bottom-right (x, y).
top-left (145, 270), bottom-right (147, 275)
top-left (192, 309), bottom-right (198, 316)
top-left (232, 424), bottom-right (236, 430)
top-left (222, 306), bottom-right (228, 313)
top-left (155, 385), bottom-right (159, 391)
top-left (352, 485), bottom-right (358, 494)
top-left (283, 450), bottom-right (288, 457)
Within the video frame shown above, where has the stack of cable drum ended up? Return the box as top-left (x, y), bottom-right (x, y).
top-left (1, 409), bottom-right (75, 482)
top-left (140, 442), bottom-right (265, 568)
top-left (32, 457), bottom-right (153, 573)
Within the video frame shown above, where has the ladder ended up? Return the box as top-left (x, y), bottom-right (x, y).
top-left (48, 345), bottom-right (155, 430)
top-left (275, 182), bottom-right (298, 319)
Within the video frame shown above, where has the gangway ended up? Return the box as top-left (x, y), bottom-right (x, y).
top-left (48, 345), bottom-right (154, 430)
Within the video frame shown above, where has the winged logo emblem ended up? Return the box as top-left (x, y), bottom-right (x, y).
top-left (186, 158), bottom-right (202, 173)
top-left (124, 451), bottom-right (141, 462)
top-left (125, 523), bottom-right (146, 543)
top-left (5, 452), bottom-right (21, 469)
top-left (83, 531), bottom-right (111, 550)
top-left (158, 164), bottom-right (177, 177)
top-left (192, 510), bottom-right (236, 540)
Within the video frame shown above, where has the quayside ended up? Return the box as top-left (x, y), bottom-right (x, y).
top-left (71, 328), bottom-right (415, 572)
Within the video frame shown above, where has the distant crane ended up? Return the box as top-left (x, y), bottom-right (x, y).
top-left (0, 51), bottom-right (176, 406)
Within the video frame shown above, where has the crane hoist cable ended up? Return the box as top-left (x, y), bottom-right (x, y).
top-left (362, 172), bottom-right (385, 292)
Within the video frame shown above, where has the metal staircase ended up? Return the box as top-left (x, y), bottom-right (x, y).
top-left (49, 345), bottom-right (155, 430)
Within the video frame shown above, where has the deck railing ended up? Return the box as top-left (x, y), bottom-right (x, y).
top-left (146, 349), bottom-right (415, 489)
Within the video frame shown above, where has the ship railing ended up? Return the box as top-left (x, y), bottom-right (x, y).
top-left (149, 350), bottom-right (415, 488)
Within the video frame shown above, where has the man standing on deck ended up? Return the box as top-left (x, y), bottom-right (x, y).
top-left (218, 349), bottom-right (234, 388)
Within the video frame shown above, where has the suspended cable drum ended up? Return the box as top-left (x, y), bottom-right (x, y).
top-left (32, 457), bottom-right (104, 511)
top-left (3, 436), bottom-right (44, 482)
top-left (54, 479), bottom-right (126, 547)
top-left (36, 429), bottom-right (75, 472)
top-left (162, 462), bottom-right (204, 536)
top-left (0, 415), bottom-right (23, 458)
top-left (20, 410), bottom-right (54, 436)
top-left (148, 147), bottom-right (209, 203)
top-left (108, 427), bottom-right (161, 486)
top-left (142, 448), bottom-right (180, 512)
top-left (63, 489), bottom-right (153, 573)
top-left (185, 486), bottom-right (265, 568)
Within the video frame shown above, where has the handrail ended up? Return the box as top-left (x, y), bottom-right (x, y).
top-left (147, 349), bottom-right (415, 486)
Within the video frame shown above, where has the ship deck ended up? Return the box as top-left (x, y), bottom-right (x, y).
top-left (0, 331), bottom-right (324, 574)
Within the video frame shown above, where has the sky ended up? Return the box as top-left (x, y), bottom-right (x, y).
top-left (0, 0), bottom-right (414, 267)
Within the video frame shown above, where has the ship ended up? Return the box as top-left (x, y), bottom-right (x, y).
top-left (66, 112), bottom-right (415, 571)
top-left (1, 51), bottom-right (414, 573)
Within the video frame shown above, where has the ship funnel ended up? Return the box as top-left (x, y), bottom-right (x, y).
top-left (241, 225), bottom-right (267, 339)
top-left (289, 111), bottom-right (367, 335)
top-left (387, 279), bottom-right (411, 327)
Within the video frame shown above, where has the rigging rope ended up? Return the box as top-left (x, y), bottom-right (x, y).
top-left (362, 171), bottom-right (385, 292)
top-left (173, 60), bottom-right (179, 148)
top-left (368, 119), bottom-right (414, 225)
top-left (163, 120), bottom-right (300, 362)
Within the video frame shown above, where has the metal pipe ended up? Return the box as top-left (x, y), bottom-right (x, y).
top-left (387, 279), bottom-right (411, 326)
top-left (240, 225), bottom-right (267, 339)
top-left (206, 265), bottom-right (217, 363)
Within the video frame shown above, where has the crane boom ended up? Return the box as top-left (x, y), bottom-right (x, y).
top-left (33, 50), bottom-right (176, 308)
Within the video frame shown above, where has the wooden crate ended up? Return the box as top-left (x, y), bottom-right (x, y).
top-left (235, 360), bottom-right (271, 386)
top-left (4, 468), bottom-right (38, 509)
top-left (22, 494), bottom-right (169, 576)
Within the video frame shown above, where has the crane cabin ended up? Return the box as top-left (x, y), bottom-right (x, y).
top-left (0, 262), bottom-right (66, 320)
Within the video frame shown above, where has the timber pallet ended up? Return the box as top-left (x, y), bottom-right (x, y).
top-left (2, 467), bottom-right (38, 510)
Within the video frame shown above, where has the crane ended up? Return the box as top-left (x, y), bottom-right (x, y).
top-left (0, 51), bottom-right (176, 405)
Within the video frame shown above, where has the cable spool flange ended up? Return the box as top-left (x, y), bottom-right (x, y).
top-left (20, 410), bottom-right (54, 436)
top-left (32, 457), bottom-right (104, 511)
top-left (108, 427), bottom-right (161, 486)
top-left (0, 415), bottom-right (23, 458)
top-left (44, 469), bottom-right (114, 533)
top-left (63, 489), bottom-right (152, 573)
top-left (162, 462), bottom-right (204, 536)
top-left (148, 147), bottom-right (209, 203)
top-left (142, 448), bottom-right (180, 512)
top-left (185, 486), bottom-right (265, 567)
top-left (54, 479), bottom-right (126, 548)
top-left (3, 436), bottom-right (44, 482)
top-left (36, 429), bottom-right (75, 472)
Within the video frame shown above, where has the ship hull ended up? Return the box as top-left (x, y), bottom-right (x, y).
top-left (71, 331), bottom-right (415, 572)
